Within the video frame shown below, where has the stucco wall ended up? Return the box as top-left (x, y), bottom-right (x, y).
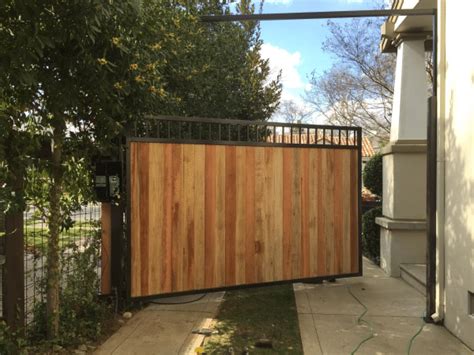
top-left (439, 0), bottom-right (474, 349)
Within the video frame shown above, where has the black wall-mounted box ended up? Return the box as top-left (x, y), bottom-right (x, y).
top-left (94, 161), bottom-right (122, 202)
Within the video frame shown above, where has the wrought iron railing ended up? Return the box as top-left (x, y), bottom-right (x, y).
top-left (130, 115), bottom-right (362, 149)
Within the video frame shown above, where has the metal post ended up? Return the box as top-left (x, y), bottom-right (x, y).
top-left (3, 212), bottom-right (25, 333)
top-left (425, 11), bottom-right (438, 324)
top-left (426, 96), bottom-right (437, 322)
top-left (432, 14), bottom-right (438, 97)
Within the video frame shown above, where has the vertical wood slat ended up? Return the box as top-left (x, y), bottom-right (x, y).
top-left (182, 144), bottom-right (194, 291)
top-left (272, 148), bottom-right (284, 279)
top-left (333, 150), bottom-right (344, 275)
top-left (224, 147), bottom-right (236, 286)
top-left (162, 144), bottom-right (173, 292)
top-left (282, 149), bottom-right (293, 280)
top-left (193, 146), bottom-right (206, 290)
top-left (324, 149), bottom-right (335, 275)
top-left (254, 148), bottom-right (265, 283)
top-left (301, 148), bottom-right (310, 277)
top-left (235, 148), bottom-right (247, 284)
top-left (215, 146), bottom-right (226, 286)
top-left (342, 150), bottom-right (352, 274)
top-left (350, 149), bottom-right (359, 272)
top-left (148, 145), bottom-right (164, 295)
top-left (138, 144), bottom-right (150, 296)
top-left (101, 203), bottom-right (111, 295)
top-left (204, 145), bottom-right (216, 289)
top-left (171, 144), bottom-right (183, 292)
top-left (130, 143), bottom-right (141, 296)
top-left (130, 142), bottom-right (360, 297)
top-left (244, 148), bottom-right (256, 284)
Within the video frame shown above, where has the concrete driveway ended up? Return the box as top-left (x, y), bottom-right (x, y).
top-left (95, 292), bottom-right (224, 355)
top-left (294, 259), bottom-right (473, 354)
top-left (96, 258), bottom-right (472, 355)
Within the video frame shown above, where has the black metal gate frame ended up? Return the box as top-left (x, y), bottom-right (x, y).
top-left (198, 7), bottom-right (438, 321)
top-left (124, 115), bottom-right (363, 301)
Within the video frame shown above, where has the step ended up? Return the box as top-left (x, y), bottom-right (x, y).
top-left (400, 263), bottom-right (426, 295)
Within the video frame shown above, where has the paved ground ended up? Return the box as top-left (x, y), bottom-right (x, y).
top-left (95, 292), bottom-right (224, 355)
top-left (294, 259), bottom-right (473, 355)
top-left (96, 259), bottom-right (472, 355)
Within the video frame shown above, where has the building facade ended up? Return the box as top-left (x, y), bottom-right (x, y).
top-left (379, 0), bottom-right (474, 349)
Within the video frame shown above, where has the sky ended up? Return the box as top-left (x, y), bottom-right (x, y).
top-left (229, 0), bottom-right (383, 122)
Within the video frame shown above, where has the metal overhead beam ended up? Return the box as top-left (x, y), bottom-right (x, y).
top-left (201, 8), bottom-right (436, 22)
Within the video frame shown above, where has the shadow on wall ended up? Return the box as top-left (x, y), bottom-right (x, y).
top-left (443, 89), bottom-right (474, 349)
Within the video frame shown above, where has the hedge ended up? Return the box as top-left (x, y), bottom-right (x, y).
top-left (363, 153), bottom-right (383, 197)
top-left (362, 206), bottom-right (382, 265)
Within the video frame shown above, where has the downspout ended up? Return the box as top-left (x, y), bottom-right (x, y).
top-left (428, 4), bottom-right (447, 324)
top-left (426, 9), bottom-right (439, 323)
top-left (434, 0), bottom-right (446, 322)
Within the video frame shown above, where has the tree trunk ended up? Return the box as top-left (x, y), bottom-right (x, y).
top-left (46, 120), bottom-right (65, 339)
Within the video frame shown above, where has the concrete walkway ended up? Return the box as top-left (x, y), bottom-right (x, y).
top-left (294, 259), bottom-right (473, 355)
top-left (95, 292), bottom-right (224, 355)
top-left (96, 259), bottom-right (472, 355)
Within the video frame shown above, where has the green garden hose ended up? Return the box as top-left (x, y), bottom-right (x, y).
top-left (347, 286), bottom-right (375, 355)
top-left (407, 316), bottom-right (425, 355)
top-left (347, 284), bottom-right (426, 355)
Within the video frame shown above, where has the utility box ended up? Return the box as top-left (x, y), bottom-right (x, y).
top-left (94, 161), bottom-right (122, 202)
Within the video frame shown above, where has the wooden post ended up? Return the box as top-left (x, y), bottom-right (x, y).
top-left (3, 212), bottom-right (25, 333)
top-left (110, 204), bottom-right (123, 302)
top-left (101, 202), bottom-right (123, 301)
top-left (101, 203), bottom-right (112, 295)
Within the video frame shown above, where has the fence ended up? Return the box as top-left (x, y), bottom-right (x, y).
top-left (1, 204), bottom-right (101, 330)
top-left (127, 115), bottom-right (362, 299)
top-left (136, 115), bottom-right (361, 148)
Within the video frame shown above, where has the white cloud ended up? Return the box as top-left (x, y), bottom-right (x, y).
top-left (280, 90), bottom-right (303, 103)
top-left (259, 43), bottom-right (326, 123)
top-left (260, 43), bottom-right (305, 90)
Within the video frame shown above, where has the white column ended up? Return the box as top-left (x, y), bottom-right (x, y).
top-left (376, 37), bottom-right (430, 277)
top-left (390, 39), bottom-right (428, 142)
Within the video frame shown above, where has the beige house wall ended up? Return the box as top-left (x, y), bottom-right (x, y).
top-left (438, 0), bottom-right (474, 349)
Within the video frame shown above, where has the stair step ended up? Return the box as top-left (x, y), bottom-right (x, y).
top-left (400, 263), bottom-right (426, 295)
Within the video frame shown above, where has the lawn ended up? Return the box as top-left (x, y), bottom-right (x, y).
top-left (24, 220), bottom-right (100, 252)
top-left (204, 284), bottom-right (303, 354)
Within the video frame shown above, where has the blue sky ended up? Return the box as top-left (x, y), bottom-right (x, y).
top-left (230, 0), bottom-right (382, 120)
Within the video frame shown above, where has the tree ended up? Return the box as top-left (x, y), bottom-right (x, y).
top-left (305, 18), bottom-right (395, 143)
top-left (0, 0), bottom-right (280, 339)
top-left (166, 0), bottom-right (281, 121)
top-left (274, 99), bottom-right (312, 124)
top-left (0, 0), bottom-right (147, 338)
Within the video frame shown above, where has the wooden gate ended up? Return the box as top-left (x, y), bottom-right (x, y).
top-left (126, 116), bottom-right (362, 298)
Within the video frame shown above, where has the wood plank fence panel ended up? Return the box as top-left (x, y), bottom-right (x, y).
top-left (130, 142), bottom-right (359, 297)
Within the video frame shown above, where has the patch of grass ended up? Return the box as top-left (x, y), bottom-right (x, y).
top-left (24, 220), bottom-right (100, 252)
top-left (204, 284), bottom-right (303, 354)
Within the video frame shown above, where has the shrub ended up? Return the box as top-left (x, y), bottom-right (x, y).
top-left (28, 231), bottom-right (112, 347)
top-left (362, 207), bottom-right (382, 265)
top-left (363, 153), bottom-right (383, 197)
top-left (0, 321), bottom-right (26, 354)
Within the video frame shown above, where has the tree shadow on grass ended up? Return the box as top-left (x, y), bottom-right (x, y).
top-left (204, 283), bottom-right (303, 354)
